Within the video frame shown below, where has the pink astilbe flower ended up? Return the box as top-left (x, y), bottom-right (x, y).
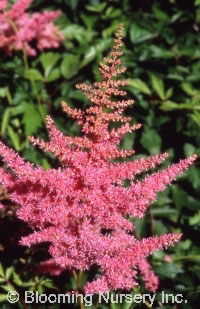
top-left (0, 24), bottom-right (196, 294)
top-left (138, 257), bottom-right (159, 292)
top-left (36, 258), bottom-right (64, 276)
top-left (0, 0), bottom-right (64, 56)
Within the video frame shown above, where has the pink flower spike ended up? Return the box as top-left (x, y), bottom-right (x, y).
top-left (138, 257), bottom-right (159, 292)
top-left (0, 0), bottom-right (64, 56)
top-left (0, 24), bottom-right (196, 294)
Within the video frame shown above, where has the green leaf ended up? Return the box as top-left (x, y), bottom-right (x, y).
top-left (42, 280), bottom-right (55, 289)
top-left (37, 285), bottom-right (44, 294)
top-left (1, 108), bottom-right (11, 136)
top-left (155, 263), bottom-right (183, 279)
top-left (0, 278), bottom-right (5, 283)
top-left (23, 281), bottom-right (35, 288)
top-left (61, 54), bottom-right (80, 79)
top-left (0, 294), bottom-right (7, 303)
top-left (167, 73), bottom-right (184, 81)
top-left (165, 87), bottom-right (173, 99)
top-left (0, 264), bottom-right (4, 277)
top-left (181, 82), bottom-right (198, 96)
top-left (184, 143), bottom-right (196, 156)
top-left (80, 14), bottom-right (98, 30)
top-left (0, 87), bottom-right (7, 98)
top-left (160, 100), bottom-right (179, 111)
top-left (152, 5), bottom-right (169, 20)
top-left (150, 45), bottom-right (174, 59)
top-left (195, 0), bottom-right (200, 5)
top-left (13, 272), bottom-right (23, 287)
top-left (189, 211), bottom-right (200, 225)
top-left (154, 219), bottom-right (168, 235)
top-left (67, 0), bottom-right (78, 10)
top-left (156, 191), bottom-right (172, 206)
top-left (130, 24), bottom-right (156, 44)
top-left (5, 87), bottom-right (12, 104)
top-left (179, 239), bottom-right (192, 250)
top-left (150, 74), bottom-right (165, 100)
top-left (128, 79), bottom-right (152, 95)
top-left (111, 302), bottom-right (121, 309)
top-left (186, 72), bottom-right (200, 82)
top-left (152, 250), bottom-right (165, 260)
top-left (5, 266), bottom-right (14, 280)
top-left (188, 166), bottom-right (200, 189)
top-left (37, 104), bottom-right (48, 121)
top-left (86, 3), bottom-right (107, 12)
top-left (1, 285), bottom-right (15, 292)
top-left (171, 12), bottom-right (183, 23)
top-left (61, 24), bottom-right (94, 44)
top-left (46, 68), bottom-right (60, 82)
top-left (80, 38), bottom-right (112, 68)
top-left (152, 206), bottom-right (178, 217)
top-left (190, 111), bottom-right (200, 126)
top-left (80, 46), bottom-right (96, 68)
top-left (40, 52), bottom-right (60, 79)
top-left (42, 159), bottom-right (51, 170)
top-left (105, 7), bottom-right (121, 19)
top-left (7, 126), bottom-right (20, 151)
top-left (191, 93), bottom-right (200, 106)
top-left (141, 127), bottom-right (161, 154)
top-left (21, 103), bottom-right (42, 136)
top-left (174, 255), bottom-right (200, 261)
top-left (25, 69), bottom-right (43, 81)
top-left (121, 133), bottom-right (135, 150)
top-left (171, 185), bottom-right (188, 210)
top-left (122, 298), bottom-right (137, 309)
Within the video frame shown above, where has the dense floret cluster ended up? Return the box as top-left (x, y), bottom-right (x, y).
top-left (0, 0), bottom-right (63, 56)
top-left (0, 24), bottom-right (196, 294)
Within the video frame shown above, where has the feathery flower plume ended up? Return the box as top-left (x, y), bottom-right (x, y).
top-left (138, 257), bottom-right (159, 292)
top-left (0, 0), bottom-right (64, 56)
top-left (0, 24), bottom-right (196, 294)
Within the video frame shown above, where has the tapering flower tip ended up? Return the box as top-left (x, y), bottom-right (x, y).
top-left (61, 101), bottom-right (83, 121)
top-left (163, 232), bottom-right (183, 245)
top-left (133, 123), bottom-right (142, 130)
top-left (138, 258), bottom-right (159, 292)
top-left (45, 115), bottom-right (54, 128)
top-left (115, 24), bottom-right (124, 40)
top-left (117, 23), bottom-right (124, 31)
top-left (177, 154), bottom-right (197, 172)
top-left (138, 233), bottom-right (182, 258)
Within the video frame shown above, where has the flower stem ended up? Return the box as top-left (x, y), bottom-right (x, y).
top-left (73, 270), bottom-right (85, 309)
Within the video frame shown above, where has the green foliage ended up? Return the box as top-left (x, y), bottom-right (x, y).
top-left (0, 0), bottom-right (200, 308)
top-left (0, 263), bottom-right (55, 306)
top-left (141, 127), bottom-right (161, 154)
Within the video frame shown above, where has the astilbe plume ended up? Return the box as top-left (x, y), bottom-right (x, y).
top-left (0, 24), bottom-right (196, 294)
top-left (0, 0), bottom-right (64, 56)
